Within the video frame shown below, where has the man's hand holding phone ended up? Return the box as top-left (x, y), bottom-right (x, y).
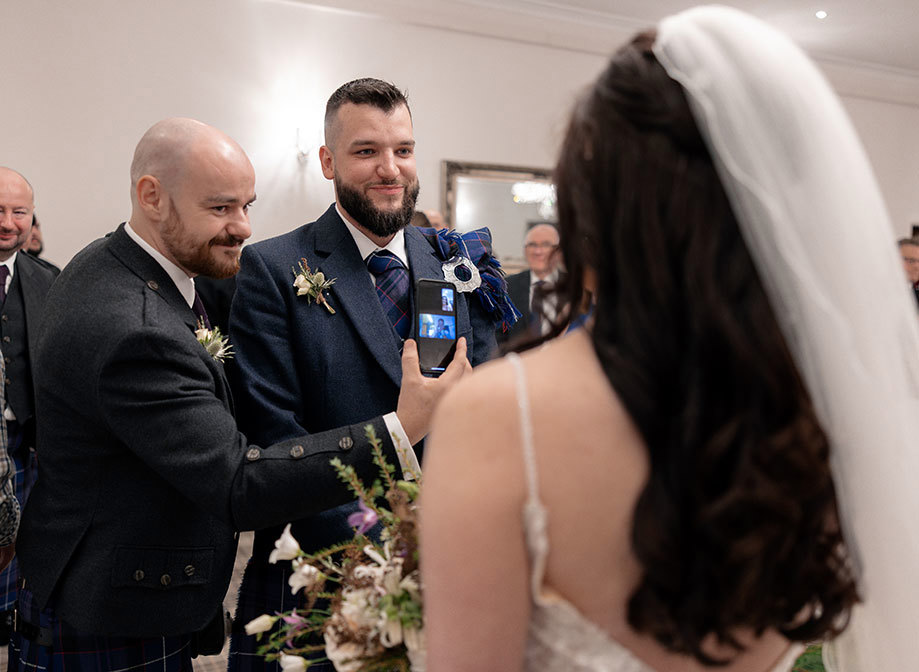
top-left (396, 337), bottom-right (472, 445)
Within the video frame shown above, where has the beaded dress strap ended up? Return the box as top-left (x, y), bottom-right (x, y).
top-left (507, 353), bottom-right (550, 602)
top-left (508, 353), bottom-right (541, 507)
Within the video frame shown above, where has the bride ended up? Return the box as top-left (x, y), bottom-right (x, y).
top-left (420, 6), bottom-right (918, 672)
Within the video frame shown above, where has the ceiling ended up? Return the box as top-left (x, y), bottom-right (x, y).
top-left (479, 0), bottom-right (919, 74)
top-left (301, 0), bottom-right (919, 76)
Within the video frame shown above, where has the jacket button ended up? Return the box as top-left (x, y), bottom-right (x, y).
top-left (184, 564), bottom-right (196, 577)
top-left (246, 447), bottom-right (260, 462)
top-left (1, 315), bottom-right (7, 322)
top-left (289, 444), bottom-right (304, 459)
top-left (147, 280), bottom-right (159, 291)
top-left (133, 569), bottom-right (145, 582)
top-left (2, 336), bottom-right (9, 343)
top-left (160, 573), bottom-right (171, 586)
top-left (338, 436), bottom-right (353, 451)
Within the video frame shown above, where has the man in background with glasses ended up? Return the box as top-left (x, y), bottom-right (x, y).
top-left (499, 222), bottom-right (562, 344)
top-left (898, 237), bottom-right (919, 308)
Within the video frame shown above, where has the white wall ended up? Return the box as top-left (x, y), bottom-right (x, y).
top-left (842, 96), bottom-right (919, 232)
top-left (3, 0), bottom-right (918, 266)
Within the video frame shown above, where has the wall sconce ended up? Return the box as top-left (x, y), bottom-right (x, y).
top-left (295, 128), bottom-right (310, 164)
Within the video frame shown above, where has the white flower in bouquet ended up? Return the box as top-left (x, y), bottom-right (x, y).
top-left (324, 625), bottom-right (376, 672)
top-left (244, 614), bottom-right (278, 636)
top-left (339, 586), bottom-right (379, 632)
top-left (288, 557), bottom-right (322, 595)
top-left (278, 652), bottom-right (308, 672)
top-left (406, 629), bottom-right (426, 672)
top-left (269, 523), bottom-right (301, 564)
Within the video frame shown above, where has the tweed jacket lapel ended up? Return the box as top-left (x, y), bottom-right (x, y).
top-left (16, 254), bottom-right (43, 358)
top-left (107, 224), bottom-right (196, 326)
top-left (311, 207), bottom-right (403, 388)
top-left (106, 224), bottom-right (232, 396)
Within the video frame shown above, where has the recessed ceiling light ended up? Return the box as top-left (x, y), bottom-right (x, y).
top-left (815, 10), bottom-right (828, 19)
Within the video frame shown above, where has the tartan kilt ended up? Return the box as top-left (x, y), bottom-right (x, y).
top-left (0, 424), bottom-right (38, 611)
top-left (8, 588), bottom-right (194, 672)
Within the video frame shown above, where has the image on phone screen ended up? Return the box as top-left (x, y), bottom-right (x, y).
top-left (415, 279), bottom-right (458, 376)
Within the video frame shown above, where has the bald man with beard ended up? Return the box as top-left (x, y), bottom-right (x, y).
top-left (12, 118), bottom-right (466, 671)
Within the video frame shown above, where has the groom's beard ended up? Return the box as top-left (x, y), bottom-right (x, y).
top-left (336, 177), bottom-right (420, 239)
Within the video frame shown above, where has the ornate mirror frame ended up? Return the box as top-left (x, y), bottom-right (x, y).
top-left (441, 160), bottom-right (554, 273)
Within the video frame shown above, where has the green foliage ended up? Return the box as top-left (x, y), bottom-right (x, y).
top-left (792, 644), bottom-right (825, 672)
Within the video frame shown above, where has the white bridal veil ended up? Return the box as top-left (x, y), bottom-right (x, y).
top-left (654, 6), bottom-right (919, 671)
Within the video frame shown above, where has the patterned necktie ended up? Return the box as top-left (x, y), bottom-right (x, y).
top-left (192, 291), bottom-right (212, 330)
top-left (366, 251), bottom-right (410, 339)
top-left (0, 266), bottom-right (9, 307)
top-left (530, 280), bottom-right (547, 330)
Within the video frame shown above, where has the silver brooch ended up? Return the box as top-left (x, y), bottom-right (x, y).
top-left (442, 256), bottom-right (481, 292)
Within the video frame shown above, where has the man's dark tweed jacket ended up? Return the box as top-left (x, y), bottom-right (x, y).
top-left (16, 223), bottom-right (400, 637)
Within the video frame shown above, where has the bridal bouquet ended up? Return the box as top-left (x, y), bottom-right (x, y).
top-left (244, 425), bottom-right (425, 672)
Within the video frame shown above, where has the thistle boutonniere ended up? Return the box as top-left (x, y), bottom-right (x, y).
top-left (292, 258), bottom-right (336, 314)
top-left (195, 319), bottom-right (234, 363)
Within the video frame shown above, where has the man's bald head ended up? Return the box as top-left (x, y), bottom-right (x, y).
top-left (0, 167), bottom-right (38, 261)
top-left (130, 118), bottom-right (251, 203)
top-left (0, 167), bottom-right (35, 204)
top-left (128, 118), bottom-right (256, 278)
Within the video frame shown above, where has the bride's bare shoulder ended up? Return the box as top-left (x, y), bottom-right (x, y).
top-left (438, 332), bottom-right (589, 414)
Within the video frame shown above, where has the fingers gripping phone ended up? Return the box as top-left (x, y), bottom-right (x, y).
top-left (414, 279), bottom-right (458, 377)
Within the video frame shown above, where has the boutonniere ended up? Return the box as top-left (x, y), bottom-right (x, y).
top-left (292, 258), bottom-right (336, 314)
top-left (195, 319), bottom-right (234, 363)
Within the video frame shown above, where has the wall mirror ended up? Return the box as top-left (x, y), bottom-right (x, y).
top-left (442, 161), bottom-right (556, 274)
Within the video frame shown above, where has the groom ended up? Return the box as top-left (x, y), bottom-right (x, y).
top-left (227, 78), bottom-right (501, 669)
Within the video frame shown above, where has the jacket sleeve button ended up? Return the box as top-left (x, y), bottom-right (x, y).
top-left (245, 447), bottom-right (261, 462)
top-left (160, 574), bottom-right (172, 586)
top-left (184, 564), bottom-right (196, 577)
top-left (133, 569), bottom-right (145, 582)
top-left (338, 436), bottom-right (353, 451)
top-left (289, 444), bottom-right (304, 459)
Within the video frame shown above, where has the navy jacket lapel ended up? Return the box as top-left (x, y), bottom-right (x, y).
top-left (404, 226), bottom-right (473, 340)
top-left (312, 207), bottom-right (403, 388)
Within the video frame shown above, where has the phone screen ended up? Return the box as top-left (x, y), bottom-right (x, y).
top-left (415, 279), bottom-right (458, 376)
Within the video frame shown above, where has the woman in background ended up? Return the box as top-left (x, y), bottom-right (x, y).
top-left (422, 6), bottom-right (919, 672)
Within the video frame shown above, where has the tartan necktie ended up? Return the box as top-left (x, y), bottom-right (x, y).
top-left (0, 266), bottom-right (9, 307)
top-left (530, 280), bottom-right (547, 327)
top-left (366, 251), bottom-right (410, 339)
top-left (192, 291), bottom-right (212, 330)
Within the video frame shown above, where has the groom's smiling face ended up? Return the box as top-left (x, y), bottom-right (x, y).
top-left (319, 102), bottom-right (419, 241)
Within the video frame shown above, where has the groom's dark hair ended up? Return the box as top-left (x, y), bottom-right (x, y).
top-left (553, 31), bottom-right (859, 665)
top-left (324, 78), bottom-right (410, 146)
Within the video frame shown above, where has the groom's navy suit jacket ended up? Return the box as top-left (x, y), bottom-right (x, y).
top-left (16, 224), bottom-right (402, 638)
top-left (230, 206), bottom-right (497, 558)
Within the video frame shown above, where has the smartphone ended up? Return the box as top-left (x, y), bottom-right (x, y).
top-left (415, 279), bottom-right (458, 376)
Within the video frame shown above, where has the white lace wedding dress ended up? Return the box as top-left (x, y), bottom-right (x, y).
top-left (508, 354), bottom-right (803, 672)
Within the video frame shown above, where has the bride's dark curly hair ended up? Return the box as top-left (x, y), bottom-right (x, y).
top-left (553, 32), bottom-right (859, 664)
